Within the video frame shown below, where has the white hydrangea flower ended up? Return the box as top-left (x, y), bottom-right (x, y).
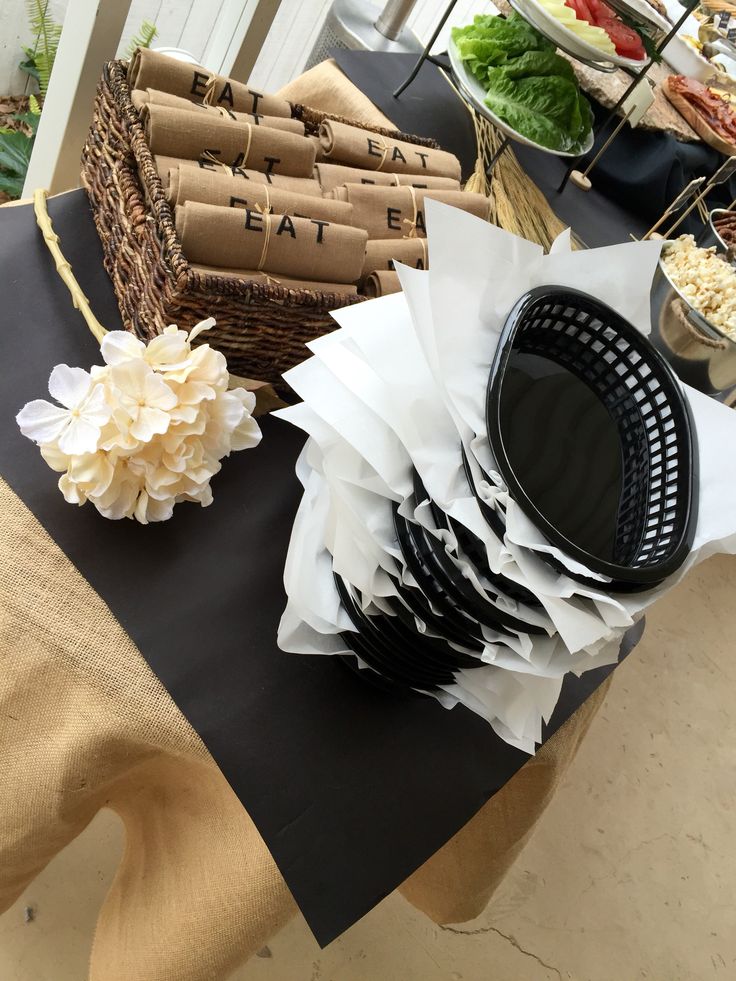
top-left (16, 319), bottom-right (262, 524)
top-left (17, 364), bottom-right (112, 455)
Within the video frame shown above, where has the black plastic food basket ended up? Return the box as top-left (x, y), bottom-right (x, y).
top-left (486, 286), bottom-right (699, 589)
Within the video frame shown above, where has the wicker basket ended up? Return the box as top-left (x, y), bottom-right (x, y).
top-left (80, 60), bottom-right (441, 394)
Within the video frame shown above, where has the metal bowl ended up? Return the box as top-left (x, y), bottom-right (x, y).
top-left (697, 208), bottom-right (736, 255)
top-left (650, 246), bottom-right (736, 397)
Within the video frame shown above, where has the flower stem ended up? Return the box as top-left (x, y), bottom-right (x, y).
top-left (33, 188), bottom-right (108, 345)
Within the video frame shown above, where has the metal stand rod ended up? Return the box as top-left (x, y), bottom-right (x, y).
top-left (557, 0), bottom-right (700, 193)
top-left (393, 0), bottom-right (459, 98)
top-left (576, 105), bottom-right (634, 180)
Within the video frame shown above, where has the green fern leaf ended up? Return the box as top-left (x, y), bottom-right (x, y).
top-left (25, 0), bottom-right (62, 96)
top-left (125, 20), bottom-right (158, 59)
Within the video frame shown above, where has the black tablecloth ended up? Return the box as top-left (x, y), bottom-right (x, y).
top-left (0, 190), bottom-right (642, 945)
top-left (335, 50), bottom-right (735, 244)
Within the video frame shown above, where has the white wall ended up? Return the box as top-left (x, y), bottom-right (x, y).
top-left (0, 0), bottom-right (490, 97)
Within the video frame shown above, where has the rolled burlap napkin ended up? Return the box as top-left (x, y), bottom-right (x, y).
top-left (189, 263), bottom-right (358, 296)
top-left (128, 48), bottom-right (292, 118)
top-left (333, 184), bottom-right (490, 239)
top-left (315, 162), bottom-right (460, 194)
top-left (202, 73), bottom-right (291, 117)
top-left (175, 201), bottom-right (368, 283)
top-left (132, 89), bottom-right (305, 134)
top-left (167, 167), bottom-right (353, 225)
top-left (363, 270), bottom-right (401, 297)
top-left (141, 104), bottom-right (315, 176)
top-left (362, 239), bottom-right (428, 277)
top-left (309, 135), bottom-right (325, 162)
top-left (128, 48), bottom-right (210, 102)
top-left (154, 155), bottom-right (322, 195)
top-left (319, 120), bottom-right (461, 180)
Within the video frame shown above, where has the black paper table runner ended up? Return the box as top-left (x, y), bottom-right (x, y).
top-left (0, 191), bottom-right (641, 945)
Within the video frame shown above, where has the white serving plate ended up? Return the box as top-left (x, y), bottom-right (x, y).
top-left (448, 38), bottom-right (595, 158)
top-left (511, 0), bottom-right (650, 70)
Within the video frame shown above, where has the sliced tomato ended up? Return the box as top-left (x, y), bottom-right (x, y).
top-left (597, 16), bottom-right (646, 58)
top-left (565, 0), bottom-right (595, 23)
top-left (586, 0), bottom-right (617, 21)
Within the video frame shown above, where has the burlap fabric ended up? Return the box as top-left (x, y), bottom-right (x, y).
top-left (363, 269), bottom-right (402, 297)
top-left (189, 264), bottom-right (359, 296)
top-left (131, 88), bottom-right (306, 134)
top-left (0, 63), bottom-right (614, 981)
top-left (319, 119), bottom-right (462, 179)
top-left (128, 48), bottom-right (292, 118)
top-left (0, 473), bottom-right (610, 979)
top-left (167, 167), bottom-right (353, 223)
top-left (333, 184), bottom-right (491, 238)
top-left (362, 237), bottom-right (428, 276)
top-left (315, 161), bottom-right (460, 193)
top-left (142, 104), bottom-right (316, 175)
top-left (175, 201), bottom-right (367, 281)
top-left (155, 155), bottom-right (322, 196)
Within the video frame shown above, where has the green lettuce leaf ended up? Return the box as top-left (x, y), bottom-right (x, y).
top-left (483, 71), bottom-right (587, 152)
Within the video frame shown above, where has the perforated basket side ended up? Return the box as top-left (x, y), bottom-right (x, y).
top-left (512, 292), bottom-right (694, 573)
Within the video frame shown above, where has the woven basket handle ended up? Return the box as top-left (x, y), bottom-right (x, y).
top-left (670, 298), bottom-right (728, 350)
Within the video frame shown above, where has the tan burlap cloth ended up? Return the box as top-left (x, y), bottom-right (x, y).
top-left (175, 202), bottom-right (367, 281)
top-left (0, 62), bottom-right (612, 981)
top-left (132, 88), bottom-right (306, 135)
top-left (333, 184), bottom-right (491, 238)
top-left (155, 155), bottom-right (322, 196)
top-left (362, 238), bottom-right (428, 276)
top-left (363, 269), bottom-right (402, 297)
top-left (167, 168), bottom-right (353, 224)
top-left (142, 104), bottom-right (316, 176)
top-left (319, 119), bottom-right (462, 180)
top-left (315, 161), bottom-right (460, 193)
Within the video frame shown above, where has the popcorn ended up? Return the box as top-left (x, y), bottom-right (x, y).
top-left (662, 235), bottom-right (736, 338)
top-left (16, 319), bottom-right (261, 523)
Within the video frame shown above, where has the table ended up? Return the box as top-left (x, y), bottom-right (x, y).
top-left (0, 60), bottom-right (648, 981)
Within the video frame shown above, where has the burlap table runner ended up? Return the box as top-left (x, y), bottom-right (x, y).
top-left (132, 88), bottom-right (305, 134)
top-left (0, 473), bottom-right (609, 979)
top-left (167, 167), bottom-right (353, 225)
top-left (362, 238), bottom-right (428, 276)
top-left (315, 161), bottom-right (460, 193)
top-left (363, 269), bottom-right (401, 297)
top-left (334, 184), bottom-right (491, 239)
top-left (0, 62), bottom-right (616, 981)
top-left (128, 48), bottom-right (291, 117)
top-left (155, 155), bottom-right (322, 195)
top-left (175, 201), bottom-right (367, 282)
top-left (189, 263), bottom-right (358, 296)
top-left (319, 119), bottom-right (462, 180)
top-left (142, 104), bottom-right (315, 175)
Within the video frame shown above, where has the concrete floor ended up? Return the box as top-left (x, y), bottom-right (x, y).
top-left (1, 552), bottom-right (735, 980)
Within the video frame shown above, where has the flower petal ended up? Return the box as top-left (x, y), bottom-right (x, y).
top-left (110, 358), bottom-right (148, 401)
top-left (48, 364), bottom-right (93, 409)
top-left (16, 399), bottom-right (69, 445)
top-left (58, 416), bottom-right (103, 456)
top-left (81, 383), bottom-right (113, 428)
top-left (143, 372), bottom-right (178, 411)
top-left (130, 406), bottom-right (172, 442)
top-left (188, 317), bottom-right (216, 343)
top-left (101, 331), bottom-right (146, 366)
top-left (40, 443), bottom-right (71, 472)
